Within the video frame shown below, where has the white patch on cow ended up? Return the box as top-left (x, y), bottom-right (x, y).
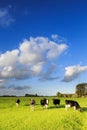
top-left (65, 104), bottom-right (71, 110)
top-left (66, 104), bottom-right (71, 108)
top-left (46, 99), bottom-right (49, 105)
top-left (16, 103), bottom-right (19, 107)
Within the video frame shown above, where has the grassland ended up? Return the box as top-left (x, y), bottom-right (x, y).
top-left (0, 97), bottom-right (87, 130)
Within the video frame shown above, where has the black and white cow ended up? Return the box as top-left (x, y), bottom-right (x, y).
top-left (16, 99), bottom-right (20, 106)
top-left (30, 99), bottom-right (36, 111)
top-left (65, 100), bottom-right (81, 111)
top-left (40, 98), bottom-right (49, 109)
top-left (53, 99), bottom-right (60, 107)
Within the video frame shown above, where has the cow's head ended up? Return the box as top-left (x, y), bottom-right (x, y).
top-left (78, 107), bottom-right (82, 112)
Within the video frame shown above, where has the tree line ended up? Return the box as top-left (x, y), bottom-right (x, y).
top-left (56, 83), bottom-right (87, 98)
top-left (0, 83), bottom-right (87, 98)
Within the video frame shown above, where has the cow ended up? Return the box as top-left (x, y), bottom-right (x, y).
top-left (65, 100), bottom-right (81, 111)
top-left (40, 98), bottom-right (49, 109)
top-left (30, 99), bottom-right (36, 111)
top-left (53, 99), bottom-right (60, 107)
top-left (16, 99), bottom-right (20, 107)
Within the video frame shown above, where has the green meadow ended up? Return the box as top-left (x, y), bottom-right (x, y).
top-left (0, 97), bottom-right (87, 130)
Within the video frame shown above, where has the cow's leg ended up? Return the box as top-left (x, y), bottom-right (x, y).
top-left (45, 104), bottom-right (48, 109)
top-left (30, 105), bottom-right (34, 111)
top-left (16, 103), bottom-right (19, 107)
top-left (74, 106), bottom-right (76, 110)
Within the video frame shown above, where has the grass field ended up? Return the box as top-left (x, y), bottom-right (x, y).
top-left (0, 97), bottom-right (87, 130)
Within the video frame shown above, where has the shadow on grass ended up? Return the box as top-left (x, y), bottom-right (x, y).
top-left (48, 104), bottom-right (65, 109)
top-left (24, 103), bottom-right (40, 106)
top-left (24, 103), bottom-right (29, 106)
top-left (0, 107), bottom-right (7, 109)
top-left (81, 107), bottom-right (87, 113)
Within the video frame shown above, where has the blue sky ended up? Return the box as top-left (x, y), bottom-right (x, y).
top-left (0, 0), bottom-right (87, 96)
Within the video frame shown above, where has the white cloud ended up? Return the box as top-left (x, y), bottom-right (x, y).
top-left (47, 42), bottom-right (67, 59)
top-left (31, 62), bottom-right (44, 76)
top-left (7, 85), bottom-right (31, 90)
top-left (19, 36), bottom-right (68, 63)
top-left (0, 8), bottom-right (14, 27)
top-left (0, 35), bottom-right (68, 89)
top-left (0, 50), bottom-right (19, 66)
top-left (51, 34), bottom-right (58, 40)
top-left (0, 79), bottom-right (4, 83)
top-left (40, 64), bottom-right (59, 81)
top-left (63, 65), bottom-right (87, 82)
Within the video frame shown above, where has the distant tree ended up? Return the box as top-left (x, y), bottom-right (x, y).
top-left (25, 93), bottom-right (38, 97)
top-left (56, 92), bottom-right (63, 97)
top-left (35, 93), bottom-right (38, 97)
top-left (25, 93), bottom-right (30, 97)
top-left (75, 83), bottom-right (87, 97)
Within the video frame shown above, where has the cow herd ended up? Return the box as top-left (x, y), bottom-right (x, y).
top-left (40, 98), bottom-right (81, 111)
top-left (16, 98), bottom-right (82, 112)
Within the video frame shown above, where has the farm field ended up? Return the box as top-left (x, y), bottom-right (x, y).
top-left (0, 97), bottom-right (87, 130)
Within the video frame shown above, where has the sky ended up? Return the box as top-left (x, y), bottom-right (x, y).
top-left (0, 0), bottom-right (87, 96)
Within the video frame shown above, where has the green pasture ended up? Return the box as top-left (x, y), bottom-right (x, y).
top-left (0, 97), bottom-right (87, 130)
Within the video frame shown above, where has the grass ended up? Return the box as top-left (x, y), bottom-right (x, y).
top-left (0, 97), bottom-right (87, 130)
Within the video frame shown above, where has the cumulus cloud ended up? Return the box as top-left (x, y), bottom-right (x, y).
top-left (0, 35), bottom-right (68, 89)
top-left (0, 8), bottom-right (14, 26)
top-left (47, 42), bottom-right (67, 59)
top-left (0, 79), bottom-right (7, 88)
top-left (8, 85), bottom-right (31, 90)
top-left (0, 83), bottom-right (31, 91)
top-left (40, 64), bottom-right (59, 81)
top-left (51, 34), bottom-right (58, 41)
top-left (0, 79), bottom-right (4, 83)
top-left (62, 65), bottom-right (87, 82)
top-left (51, 34), bottom-right (67, 43)
top-left (0, 85), bottom-right (6, 89)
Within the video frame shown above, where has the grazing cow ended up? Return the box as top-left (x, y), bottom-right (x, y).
top-left (40, 98), bottom-right (49, 109)
top-left (65, 100), bottom-right (81, 111)
top-left (30, 99), bottom-right (36, 111)
top-left (53, 99), bottom-right (60, 107)
top-left (16, 99), bottom-right (20, 107)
